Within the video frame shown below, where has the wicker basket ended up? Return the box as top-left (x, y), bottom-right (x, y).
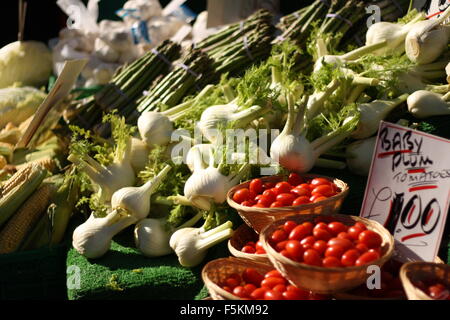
top-left (201, 257), bottom-right (274, 300)
top-left (260, 213), bottom-right (394, 294)
top-left (228, 224), bottom-right (269, 264)
top-left (400, 262), bottom-right (450, 300)
top-left (227, 174), bottom-right (349, 233)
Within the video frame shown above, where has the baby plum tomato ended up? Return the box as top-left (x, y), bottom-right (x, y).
top-left (341, 249), bottom-right (361, 267)
top-left (325, 245), bottom-right (346, 259)
top-left (302, 222), bottom-right (314, 235)
top-left (265, 270), bottom-right (283, 278)
top-left (288, 172), bottom-right (304, 186)
top-left (253, 203), bottom-right (266, 208)
top-left (255, 240), bottom-right (265, 252)
top-left (233, 188), bottom-right (250, 204)
top-left (313, 228), bottom-right (332, 241)
top-left (327, 222), bottom-right (348, 236)
top-left (314, 222), bottom-right (330, 232)
top-left (311, 184), bottom-right (334, 197)
top-left (310, 177), bottom-right (331, 187)
top-left (292, 196), bottom-right (310, 206)
top-left (285, 240), bottom-right (304, 260)
top-left (262, 182), bottom-right (275, 190)
top-left (354, 222), bottom-right (367, 231)
top-left (347, 226), bottom-right (364, 240)
top-left (273, 284), bottom-right (287, 293)
top-left (355, 243), bottom-right (369, 254)
top-left (291, 186), bottom-right (310, 197)
top-left (298, 183), bottom-right (312, 191)
top-left (328, 237), bottom-right (354, 251)
top-left (303, 249), bottom-right (322, 266)
top-left (285, 285), bottom-right (310, 300)
top-left (261, 277), bottom-right (286, 289)
top-left (313, 196), bottom-right (327, 203)
top-left (337, 232), bottom-right (353, 241)
top-left (264, 290), bottom-right (284, 300)
top-left (249, 178), bottom-right (263, 195)
top-left (280, 249), bottom-right (291, 259)
top-left (270, 201), bottom-right (284, 208)
top-left (241, 200), bottom-right (254, 207)
top-left (289, 225), bottom-right (310, 241)
top-left (225, 277), bottom-right (240, 289)
top-left (358, 230), bottom-right (382, 249)
top-left (233, 286), bottom-right (249, 298)
top-left (257, 196), bottom-right (273, 207)
top-left (322, 256), bottom-right (342, 268)
top-left (275, 181), bottom-right (292, 194)
top-left (355, 251), bottom-right (381, 266)
top-left (275, 240), bottom-right (288, 252)
top-left (283, 220), bottom-right (298, 234)
top-left (250, 287), bottom-right (268, 300)
top-left (313, 240), bottom-right (328, 255)
top-left (271, 229), bottom-right (288, 243)
top-left (262, 189), bottom-right (276, 202)
top-left (300, 236), bottom-right (316, 246)
top-left (241, 245), bottom-right (256, 254)
top-left (243, 284), bottom-right (257, 296)
top-left (276, 193), bottom-right (296, 206)
top-left (242, 268), bottom-right (264, 286)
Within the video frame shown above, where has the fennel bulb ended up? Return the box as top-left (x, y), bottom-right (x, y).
top-left (346, 137), bottom-right (376, 176)
top-left (407, 90), bottom-right (450, 118)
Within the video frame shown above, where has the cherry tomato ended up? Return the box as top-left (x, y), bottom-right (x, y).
top-left (327, 237), bottom-right (354, 251)
top-left (341, 249), bottom-right (361, 267)
top-left (243, 283), bottom-right (257, 296)
top-left (233, 286), bottom-right (249, 298)
top-left (300, 236), bottom-right (316, 246)
top-left (313, 228), bottom-right (332, 241)
top-left (284, 285), bottom-right (310, 300)
top-left (355, 251), bottom-right (381, 266)
top-left (310, 177), bottom-right (331, 187)
top-left (264, 290), bottom-right (284, 300)
top-left (253, 203), bottom-right (266, 208)
top-left (264, 270), bottom-right (283, 278)
top-left (289, 225), bottom-right (310, 241)
top-left (358, 230), bottom-right (382, 249)
top-left (262, 189), bottom-right (276, 202)
top-left (311, 185), bottom-right (334, 197)
top-left (303, 249), bottom-right (322, 266)
top-left (347, 226), bottom-right (364, 240)
top-left (255, 240), bottom-right (265, 252)
top-left (233, 188), bottom-right (250, 203)
top-left (322, 256), bottom-right (342, 268)
top-left (291, 186), bottom-right (310, 197)
top-left (276, 193), bottom-right (296, 206)
top-left (327, 222), bottom-right (348, 236)
top-left (313, 196), bottom-right (327, 203)
top-left (275, 181), bottom-right (292, 194)
top-left (261, 277), bottom-right (286, 289)
top-left (313, 222), bottom-right (330, 232)
top-left (241, 200), bottom-right (254, 207)
top-left (288, 172), bottom-right (304, 186)
top-left (298, 183), bottom-right (312, 191)
top-left (292, 196), bottom-right (310, 206)
top-left (337, 232), bottom-right (353, 241)
top-left (324, 245), bottom-right (345, 259)
top-left (275, 240), bottom-right (288, 252)
top-left (270, 201), bottom-right (284, 208)
top-left (249, 178), bottom-right (263, 195)
top-left (354, 222), bottom-right (367, 231)
top-left (250, 287), bottom-right (268, 300)
top-left (241, 245), bottom-right (256, 254)
top-left (242, 268), bottom-right (264, 286)
top-left (301, 222), bottom-right (314, 235)
top-left (283, 220), bottom-right (298, 234)
top-left (257, 196), bottom-right (273, 207)
top-left (355, 243), bottom-right (369, 254)
top-left (273, 284), bottom-right (287, 293)
top-left (271, 229), bottom-right (288, 243)
top-left (285, 240), bottom-right (304, 261)
top-left (313, 240), bottom-right (328, 255)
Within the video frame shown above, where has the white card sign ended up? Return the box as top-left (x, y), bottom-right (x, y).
top-left (360, 121), bottom-right (450, 263)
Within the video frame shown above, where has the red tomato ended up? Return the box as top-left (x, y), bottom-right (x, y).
top-left (285, 240), bottom-right (304, 261)
top-left (301, 222), bottom-right (314, 235)
top-left (327, 222), bottom-right (348, 236)
top-left (289, 225), bottom-right (310, 241)
top-left (311, 185), bottom-right (334, 197)
top-left (244, 241), bottom-right (255, 247)
top-left (355, 243), bottom-right (369, 254)
top-left (355, 251), bottom-right (381, 266)
top-left (313, 228), bottom-right (332, 241)
top-left (298, 183), bottom-right (312, 191)
top-left (337, 232), bottom-right (353, 241)
top-left (300, 236), bottom-right (316, 246)
top-left (354, 222), bottom-right (367, 231)
top-left (284, 285), bottom-right (310, 300)
top-left (341, 249), bottom-right (361, 267)
top-left (233, 286), bottom-right (249, 298)
top-left (275, 181), bottom-right (292, 194)
top-left (248, 190), bottom-right (257, 201)
top-left (291, 186), bottom-right (310, 197)
top-left (322, 256), bottom-right (342, 268)
top-left (256, 249), bottom-right (266, 254)
top-left (250, 287), bottom-right (268, 300)
top-left (261, 277), bottom-right (286, 289)
top-left (241, 245), bottom-right (256, 254)
top-left (358, 230), bottom-right (382, 249)
top-left (255, 240), bottom-right (265, 252)
top-left (253, 203), bottom-right (266, 208)
top-left (347, 226), bottom-right (364, 240)
top-left (283, 220), bottom-right (298, 234)
top-left (313, 196), bottom-right (327, 203)
top-left (233, 188), bottom-right (250, 203)
top-left (242, 268), bottom-right (264, 286)
top-left (288, 173), bottom-right (303, 186)
top-left (280, 249), bottom-right (291, 259)
top-left (243, 283), bottom-right (257, 296)
top-left (275, 240), bottom-right (288, 252)
top-left (264, 290), bottom-right (284, 300)
top-left (270, 201), bottom-right (284, 208)
top-left (276, 193), bottom-right (296, 206)
top-left (225, 277), bottom-right (240, 288)
top-left (271, 229), bottom-right (288, 243)
top-left (429, 285), bottom-right (450, 300)
top-left (328, 237), bottom-right (354, 251)
top-left (241, 200), bottom-right (254, 207)
top-left (310, 177), bottom-right (331, 186)
top-left (325, 245), bottom-right (346, 259)
top-left (313, 222), bottom-right (330, 232)
top-left (249, 178), bottom-right (263, 195)
top-left (292, 196), bottom-right (310, 206)
top-left (262, 189), bottom-right (276, 202)
top-left (273, 284), bottom-right (287, 293)
top-left (222, 286), bottom-right (233, 293)
top-left (257, 197), bottom-right (273, 207)
top-left (262, 182), bottom-right (275, 190)
top-left (313, 240), bottom-right (328, 255)
top-left (303, 249), bottom-right (322, 266)
top-left (264, 270), bottom-right (283, 279)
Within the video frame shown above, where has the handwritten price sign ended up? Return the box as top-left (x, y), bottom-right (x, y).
top-left (360, 121), bottom-right (450, 262)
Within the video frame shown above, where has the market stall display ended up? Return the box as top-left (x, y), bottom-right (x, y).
top-left (0, 0), bottom-right (449, 301)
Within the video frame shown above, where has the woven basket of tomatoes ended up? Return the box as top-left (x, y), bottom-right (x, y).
top-left (228, 224), bottom-right (269, 264)
top-left (227, 173), bottom-right (349, 233)
top-left (400, 262), bottom-right (450, 300)
top-left (259, 214), bottom-right (394, 294)
top-left (201, 257), bottom-right (330, 300)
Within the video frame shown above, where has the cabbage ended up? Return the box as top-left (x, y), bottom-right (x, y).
top-left (0, 86), bottom-right (46, 128)
top-left (0, 41), bottom-right (52, 89)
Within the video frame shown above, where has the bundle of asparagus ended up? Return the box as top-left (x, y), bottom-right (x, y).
top-left (67, 40), bottom-right (181, 130)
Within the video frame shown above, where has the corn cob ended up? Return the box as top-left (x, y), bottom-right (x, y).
top-left (0, 163), bottom-right (47, 227)
top-left (0, 183), bottom-right (55, 253)
top-left (15, 157), bottom-right (56, 173)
